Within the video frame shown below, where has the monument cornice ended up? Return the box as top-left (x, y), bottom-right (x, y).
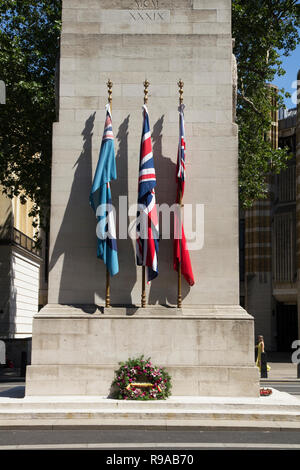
top-left (34, 304), bottom-right (254, 321)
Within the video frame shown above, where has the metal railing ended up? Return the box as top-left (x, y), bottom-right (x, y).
top-left (12, 228), bottom-right (41, 257)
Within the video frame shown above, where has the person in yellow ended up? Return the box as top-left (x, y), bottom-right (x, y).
top-left (256, 335), bottom-right (271, 372)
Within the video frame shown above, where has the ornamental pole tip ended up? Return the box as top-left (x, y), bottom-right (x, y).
top-left (107, 79), bottom-right (113, 105)
top-left (144, 79), bottom-right (150, 105)
top-left (178, 79), bottom-right (184, 105)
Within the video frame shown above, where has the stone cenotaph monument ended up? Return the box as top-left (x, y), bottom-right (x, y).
top-left (26, 0), bottom-right (259, 396)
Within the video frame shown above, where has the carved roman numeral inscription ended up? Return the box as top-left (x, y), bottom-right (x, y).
top-left (129, 11), bottom-right (165, 21)
top-left (134, 0), bottom-right (159, 9)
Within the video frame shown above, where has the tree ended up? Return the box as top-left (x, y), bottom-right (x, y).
top-left (232, 0), bottom-right (300, 207)
top-left (0, 0), bottom-right (299, 226)
top-left (0, 0), bottom-right (61, 231)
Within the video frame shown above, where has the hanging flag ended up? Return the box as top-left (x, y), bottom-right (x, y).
top-left (136, 105), bottom-right (159, 282)
top-left (90, 104), bottom-right (119, 276)
top-left (173, 104), bottom-right (195, 286)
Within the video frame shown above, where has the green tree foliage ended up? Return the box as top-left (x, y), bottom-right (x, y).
top-left (0, 0), bottom-right (299, 226)
top-left (232, 0), bottom-right (300, 207)
top-left (0, 0), bottom-right (61, 229)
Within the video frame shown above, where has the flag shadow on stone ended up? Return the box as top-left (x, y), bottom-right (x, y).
top-left (49, 113), bottom-right (103, 309)
top-left (149, 116), bottom-right (190, 306)
top-left (112, 115), bottom-right (137, 306)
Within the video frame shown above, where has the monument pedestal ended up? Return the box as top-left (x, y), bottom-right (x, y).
top-left (26, 304), bottom-right (259, 397)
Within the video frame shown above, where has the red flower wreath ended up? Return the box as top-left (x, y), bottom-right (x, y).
top-left (111, 356), bottom-right (172, 400)
top-left (260, 388), bottom-right (272, 396)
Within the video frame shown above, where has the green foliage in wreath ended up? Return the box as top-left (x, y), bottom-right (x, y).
top-left (111, 356), bottom-right (172, 400)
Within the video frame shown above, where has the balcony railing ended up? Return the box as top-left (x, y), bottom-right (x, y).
top-left (12, 228), bottom-right (41, 257)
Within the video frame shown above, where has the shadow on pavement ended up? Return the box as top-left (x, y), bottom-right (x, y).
top-left (0, 386), bottom-right (25, 398)
top-left (267, 352), bottom-right (293, 363)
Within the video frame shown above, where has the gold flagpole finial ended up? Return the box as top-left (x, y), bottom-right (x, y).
top-left (144, 79), bottom-right (150, 105)
top-left (107, 79), bottom-right (113, 107)
top-left (178, 79), bottom-right (184, 105)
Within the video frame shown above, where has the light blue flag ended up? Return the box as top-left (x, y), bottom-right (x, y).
top-left (90, 104), bottom-right (119, 276)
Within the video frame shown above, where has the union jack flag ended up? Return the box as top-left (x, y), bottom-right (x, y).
top-left (103, 112), bottom-right (114, 141)
top-left (173, 104), bottom-right (195, 286)
top-left (177, 104), bottom-right (186, 195)
top-left (136, 105), bottom-right (159, 282)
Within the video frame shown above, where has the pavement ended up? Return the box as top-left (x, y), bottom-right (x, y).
top-left (261, 362), bottom-right (299, 382)
top-left (0, 353), bottom-right (299, 431)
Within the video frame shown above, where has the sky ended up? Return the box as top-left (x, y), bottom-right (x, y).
top-left (274, 41), bottom-right (300, 110)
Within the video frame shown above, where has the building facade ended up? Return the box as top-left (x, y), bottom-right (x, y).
top-left (240, 79), bottom-right (299, 352)
top-left (0, 191), bottom-right (47, 368)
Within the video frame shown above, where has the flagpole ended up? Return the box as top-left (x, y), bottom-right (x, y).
top-left (105, 79), bottom-right (113, 308)
top-left (177, 79), bottom-right (184, 309)
top-left (141, 79), bottom-right (150, 308)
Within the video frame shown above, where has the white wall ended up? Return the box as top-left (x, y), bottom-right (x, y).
top-left (11, 247), bottom-right (40, 338)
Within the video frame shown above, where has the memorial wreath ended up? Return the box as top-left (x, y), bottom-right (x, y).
top-left (260, 388), bottom-right (272, 396)
top-left (111, 356), bottom-right (172, 400)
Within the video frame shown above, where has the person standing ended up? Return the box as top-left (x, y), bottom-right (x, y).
top-left (256, 335), bottom-right (271, 372)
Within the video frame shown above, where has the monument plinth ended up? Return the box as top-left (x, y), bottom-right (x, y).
top-left (26, 0), bottom-right (259, 396)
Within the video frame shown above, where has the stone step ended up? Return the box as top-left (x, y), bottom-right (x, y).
top-left (0, 390), bottom-right (299, 426)
top-left (1, 395), bottom-right (300, 412)
top-left (0, 389), bottom-right (300, 411)
top-left (0, 409), bottom-right (300, 424)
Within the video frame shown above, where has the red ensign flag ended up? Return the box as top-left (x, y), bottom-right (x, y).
top-left (173, 104), bottom-right (195, 287)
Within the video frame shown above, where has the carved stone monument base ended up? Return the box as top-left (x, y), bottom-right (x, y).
top-left (26, 1), bottom-right (260, 398)
top-left (26, 305), bottom-right (259, 397)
